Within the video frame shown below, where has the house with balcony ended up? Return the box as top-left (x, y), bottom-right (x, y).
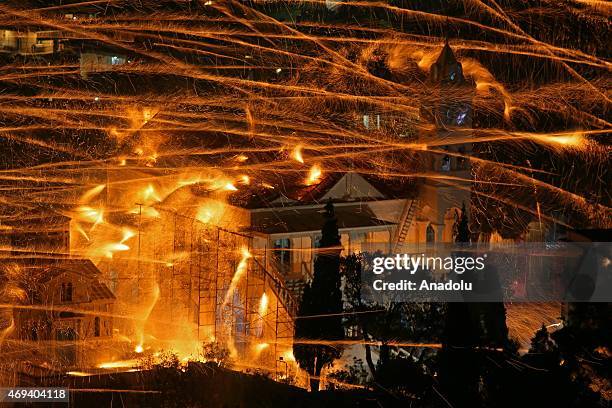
top-left (0, 207), bottom-right (116, 369)
top-left (5, 258), bottom-right (116, 368)
top-left (234, 169), bottom-right (467, 299)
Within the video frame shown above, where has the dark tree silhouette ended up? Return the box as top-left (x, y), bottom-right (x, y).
top-left (440, 202), bottom-right (514, 407)
top-left (455, 201), bottom-right (470, 244)
top-left (342, 252), bottom-right (443, 399)
top-left (293, 200), bottom-right (344, 392)
top-left (439, 201), bottom-right (482, 407)
top-left (509, 323), bottom-right (603, 408)
top-left (530, 324), bottom-right (555, 354)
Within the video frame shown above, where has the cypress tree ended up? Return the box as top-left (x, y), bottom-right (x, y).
top-left (293, 199), bottom-right (344, 392)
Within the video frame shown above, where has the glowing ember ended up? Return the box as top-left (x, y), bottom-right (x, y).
top-left (222, 248), bottom-right (252, 307)
top-left (98, 359), bottom-right (139, 369)
top-left (532, 133), bottom-right (587, 149)
top-left (121, 227), bottom-right (136, 243)
top-left (292, 145), bottom-right (305, 163)
top-left (306, 164), bottom-right (322, 186)
top-left (103, 242), bottom-right (130, 258)
top-left (253, 342), bottom-right (270, 357)
top-left (80, 184), bottom-right (106, 203)
top-left (281, 350), bottom-right (296, 362)
top-left (256, 342), bottom-right (269, 351)
top-left (67, 371), bottom-right (92, 377)
top-left (224, 182), bottom-right (238, 191)
top-left (77, 206), bottom-right (104, 225)
top-left (196, 200), bottom-right (226, 224)
top-left (258, 293), bottom-right (269, 317)
top-left (142, 184), bottom-right (162, 203)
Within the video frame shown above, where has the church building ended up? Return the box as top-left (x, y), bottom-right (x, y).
top-left (238, 42), bottom-right (475, 297)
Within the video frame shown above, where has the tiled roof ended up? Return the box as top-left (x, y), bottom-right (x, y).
top-left (228, 172), bottom-right (418, 209)
top-left (28, 258), bottom-right (102, 282)
top-left (89, 281), bottom-right (116, 301)
top-left (0, 256), bottom-right (115, 301)
top-left (249, 203), bottom-right (393, 235)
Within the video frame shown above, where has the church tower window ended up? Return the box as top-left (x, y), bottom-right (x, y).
top-left (426, 224), bottom-right (436, 243)
top-left (441, 155), bottom-right (451, 171)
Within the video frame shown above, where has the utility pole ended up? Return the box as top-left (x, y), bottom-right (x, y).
top-left (135, 202), bottom-right (143, 301)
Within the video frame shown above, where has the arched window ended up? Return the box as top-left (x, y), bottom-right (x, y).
top-left (426, 224), bottom-right (436, 243)
top-left (441, 156), bottom-right (451, 171)
top-left (457, 147), bottom-right (466, 168)
top-left (61, 282), bottom-right (73, 302)
top-left (66, 282), bottom-right (73, 301)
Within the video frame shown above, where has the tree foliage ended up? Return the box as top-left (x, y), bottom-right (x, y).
top-left (293, 200), bottom-right (344, 392)
top-left (342, 251), bottom-right (444, 399)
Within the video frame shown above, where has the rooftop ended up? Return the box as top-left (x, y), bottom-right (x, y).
top-left (227, 172), bottom-right (418, 210)
top-left (249, 203), bottom-right (392, 235)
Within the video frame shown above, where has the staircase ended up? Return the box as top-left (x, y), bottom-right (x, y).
top-left (392, 199), bottom-right (419, 253)
top-left (252, 258), bottom-right (298, 318)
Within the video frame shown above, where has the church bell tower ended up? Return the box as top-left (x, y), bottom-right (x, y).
top-left (417, 40), bottom-right (474, 243)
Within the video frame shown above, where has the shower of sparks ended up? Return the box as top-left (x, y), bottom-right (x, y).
top-left (305, 164), bottom-right (322, 185)
top-left (0, 0), bottom-right (609, 391)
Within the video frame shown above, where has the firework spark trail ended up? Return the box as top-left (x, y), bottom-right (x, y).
top-left (79, 19), bottom-right (610, 69)
top-left (0, 0), bottom-right (608, 383)
top-left (469, 0), bottom-right (610, 102)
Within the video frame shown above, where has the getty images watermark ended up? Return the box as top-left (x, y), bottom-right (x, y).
top-left (361, 243), bottom-right (612, 303)
top-left (372, 252), bottom-right (487, 291)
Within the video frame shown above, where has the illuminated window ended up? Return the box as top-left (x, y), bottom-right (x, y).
top-left (110, 56), bottom-right (124, 65)
top-left (291, 236), bottom-right (312, 275)
top-left (456, 111), bottom-right (467, 125)
top-left (441, 156), bottom-right (451, 171)
top-left (362, 114), bottom-right (381, 130)
top-left (273, 238), bottom-right (291, 274)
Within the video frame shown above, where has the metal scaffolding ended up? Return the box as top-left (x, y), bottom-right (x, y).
top-left (138, 208), bottom-right (297, 368)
